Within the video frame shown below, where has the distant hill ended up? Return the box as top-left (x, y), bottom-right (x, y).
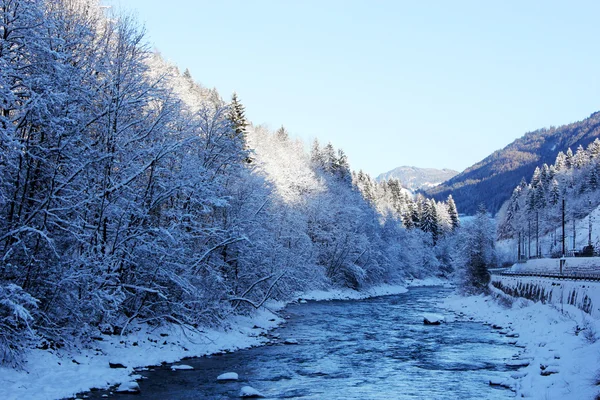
top-left (424, 111), bottom-right (600, 216)
top-left (376, 166), bottom-right (458, 191)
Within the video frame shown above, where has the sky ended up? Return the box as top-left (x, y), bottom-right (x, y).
top-left (104, 0), bottom-right (600, 177)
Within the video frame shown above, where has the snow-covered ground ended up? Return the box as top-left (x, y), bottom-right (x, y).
top-left (0, 308), bottom-right (282, 400)
top-left (1, 281), bottom-right (436, 400)
top-left (443, 289), bottom-right (600, 399)
top-left (508, 256), bottom-right (600, 275)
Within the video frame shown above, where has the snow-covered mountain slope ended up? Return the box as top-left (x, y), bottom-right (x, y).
top-left (376, 166), bottom-right (458, 191)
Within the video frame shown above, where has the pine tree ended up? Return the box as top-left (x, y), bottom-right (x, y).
top-left (565, 147), bottom-right (574, 169)
top-left (590, 167), bottom-right (598, 190)
top-left (310, 139), bottom-right (325, 169)
top-left (550, 179), bottom-right (560, 205)
top-left (554, 151), bottom-right (567, 171)
top-left (574, 145), bottom-right (588, 169)
top-left (275, 125), bottom-right (289, 142)
top-left (588, 138), bottom-right (600, 159)
top-left (228, 92), bottom-right (248, 139)
top-left (447, 195), bottom-right (460, 231)
top-left (420, 199), bottom-right (439, 245)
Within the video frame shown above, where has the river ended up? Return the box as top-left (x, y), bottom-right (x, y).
top-left (90, 287), bottom-right (517, 399)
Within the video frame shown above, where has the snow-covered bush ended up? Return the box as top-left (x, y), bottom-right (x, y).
top-left (0, 284), bottom-right (38, 368)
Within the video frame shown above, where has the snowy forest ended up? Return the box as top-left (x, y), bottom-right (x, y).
top-left (0, 0), bottom-right (464, 367)
top-left (499, 139), bottom-right (600, 255)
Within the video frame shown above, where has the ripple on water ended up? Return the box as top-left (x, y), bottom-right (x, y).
top-left (85, 287), bottom-right (517, 400)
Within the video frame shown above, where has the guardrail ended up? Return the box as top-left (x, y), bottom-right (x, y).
top-left (493, 271), bottom-right (600, 282)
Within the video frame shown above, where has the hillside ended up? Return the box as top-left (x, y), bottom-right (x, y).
top-left (425, 111), bottom-right (600, 215)
top-left (376, 166), bottom-right (458, 191)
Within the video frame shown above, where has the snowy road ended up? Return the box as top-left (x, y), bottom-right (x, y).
top-left (87, 287), bottom-right (518, 399)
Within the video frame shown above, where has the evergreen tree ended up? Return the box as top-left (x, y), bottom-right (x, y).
top-left (574, 145), bottom-right (588, 169)
top-left (554, 151), bottom-right (567, 171)
top-left (588, 138), bottom-right (600, 159)
top-left (228, 92), bottom-right (248, 139)
top-left (550, 179), bottom-right (560, 205)
top-left (420, 199), bottom-right (439, 245)
top-left (565, 147), bottom-right (574, 169)
top-left (447, 195), bottom-right (460, 231)
top-left (275, 125), bottom-right (289, 142)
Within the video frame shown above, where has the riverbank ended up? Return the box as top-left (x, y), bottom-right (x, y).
top-left (1, 282), bottom-right (418, 400)
top-left (442, 287), bottom-right (600, 399)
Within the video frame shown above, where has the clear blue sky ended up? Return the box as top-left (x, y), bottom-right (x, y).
top-left (105, 0), bottom-right (600, 177)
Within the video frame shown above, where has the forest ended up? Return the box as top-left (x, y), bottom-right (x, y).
top-left (499, 138), bottom-right (600, 255)
top-left (0, 0), bottom-right (465, 368)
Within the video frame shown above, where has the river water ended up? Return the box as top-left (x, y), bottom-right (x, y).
top-left (93, 287), bottom-right (517, 399)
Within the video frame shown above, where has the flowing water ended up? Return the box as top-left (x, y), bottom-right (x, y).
top-left (91, 287), bottom-right (517, 399)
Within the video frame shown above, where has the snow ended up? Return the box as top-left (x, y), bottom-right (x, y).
top-left (239, 385), bottom-right (265, 398)
top-left (115, 381), bottom-right (140, 394)
top-left (171, 364), bottom-right (194, 371)
top-left (0, 308), bottom-right (282, 400)
top-left (0, 282), bottom-right (412, 400)
top-left (509, 256), bottom-right (600, 275)
top-left (216, 372), bottom-right (239, 381)
top-left (492, 274), bottom-right (600, 317)
top-left (405, 277), bottom-right (453, 288)
top-left (443, 290), bottom-right (600, 399)
top-left (500, 203), bottom-right (600, 262)
top-left (422, 313), bottom-right (445, 324)
top-left (299, 283), bottom-right (408, 301)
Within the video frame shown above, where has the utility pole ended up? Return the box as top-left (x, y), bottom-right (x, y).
top-left (573, 218), bottom-right (576, 251)
top-left (518, 231), bottom-right (522, 261)
top-left (589, 199), bottom-right (593, 248)
top-left (536, 211), bottom-right (540, 258)
top-left (561, 198), bottom-right (565, 274)
top-left (528, 219), bottom-right (531, 259)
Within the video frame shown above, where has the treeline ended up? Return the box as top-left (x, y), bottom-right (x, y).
top-left (499, 139), bottom-right (600, 255)
top-left (353, 171), bottom-right (460, 243)
top-left (0, 0), bottom-right (461, 367)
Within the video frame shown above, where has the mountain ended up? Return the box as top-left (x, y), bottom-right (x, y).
top-left (424, 111), bottom-right (600, 216)
top-left (376, 166), bottom-right (459, 191)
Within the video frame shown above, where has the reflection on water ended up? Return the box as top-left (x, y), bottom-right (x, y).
top-left (90, 287), bottom-right (516, 399)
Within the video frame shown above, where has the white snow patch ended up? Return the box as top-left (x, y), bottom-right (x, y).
top-left (405, 277), bottom-right (453, 288)
top-left (299, 283), bottom-right (408, 301)
top-left (422, 313), bottom-right (445, 324)
top-left (217, 372), bottom-right (239, 381)
top-left (239, 385), bottom-right (265, 398)
top-left (171, 364), bottom-right (194, 371)
top-left (115, 380), bottom-right (140, 394)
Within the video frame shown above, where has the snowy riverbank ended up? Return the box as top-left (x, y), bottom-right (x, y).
top-left (0, 282), bottom-right (418, 400)
top-left (442, 288), bottom-right (600, 399)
